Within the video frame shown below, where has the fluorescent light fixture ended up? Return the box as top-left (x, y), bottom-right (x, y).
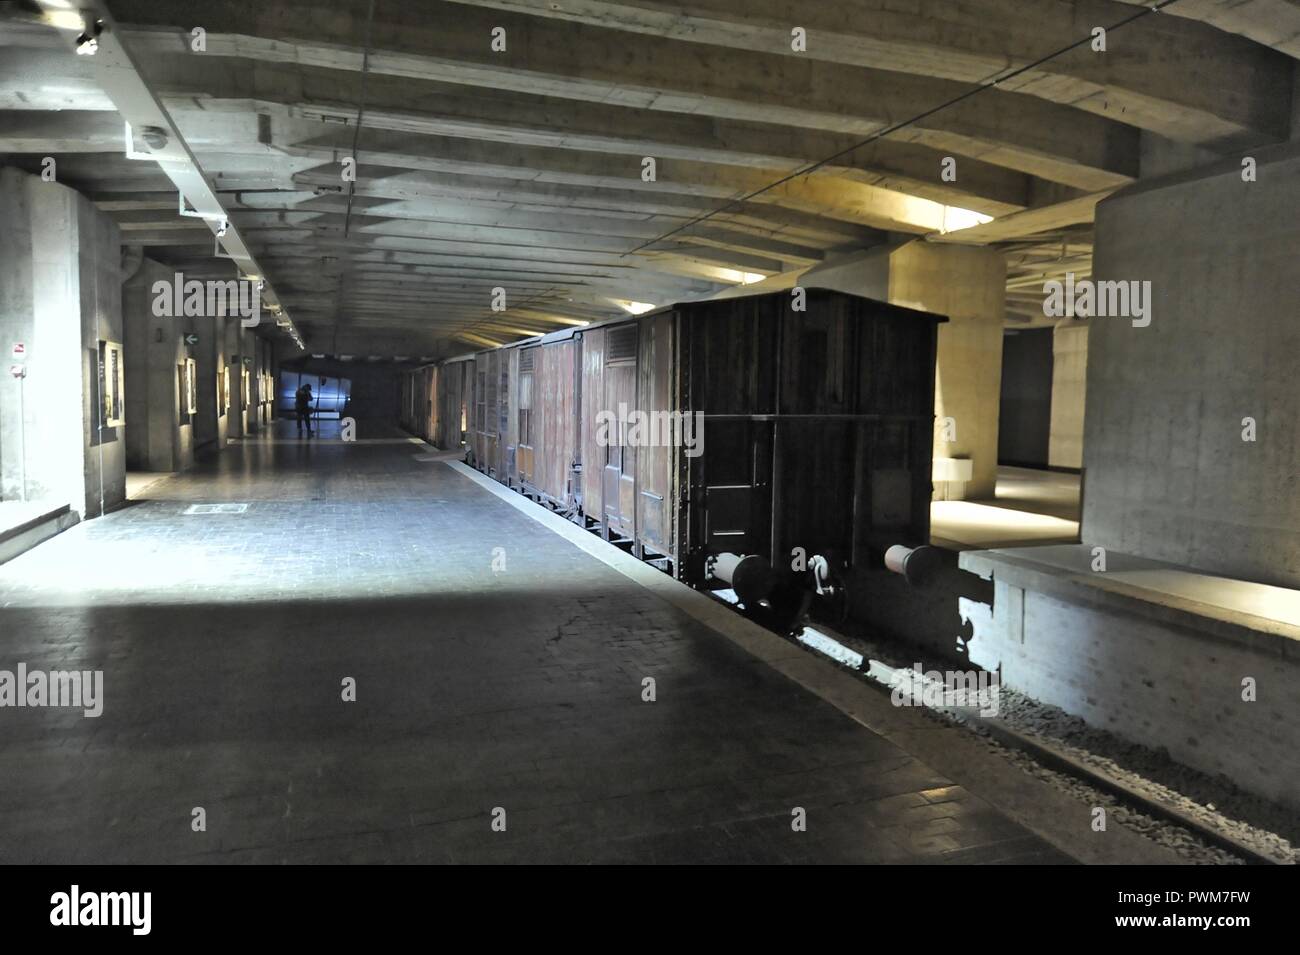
top-left (716, 268), bottom-right (767, 285)
top-left (616, 300), bottom-right (656, 315)
top-left (531, 315), bottom-right (588, 327)
top-left (938, 207), bottom-right (994, 235)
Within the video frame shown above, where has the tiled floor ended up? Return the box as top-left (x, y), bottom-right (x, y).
top-left (0, 421), bottom-right (1074, 863)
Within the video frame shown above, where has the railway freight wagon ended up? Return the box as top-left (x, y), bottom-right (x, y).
top-left (402, 354), bottom-right (474, 450)
top-left (406, 288), bottom-right (945, 631)
top-left (400, 364), bottom-right (438, 441)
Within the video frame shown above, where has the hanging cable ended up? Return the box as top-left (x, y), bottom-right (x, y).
top-left (623, 0), bottom-right (1183, 258)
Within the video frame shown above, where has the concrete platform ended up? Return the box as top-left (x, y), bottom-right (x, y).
top-left (960, 544), bottom-right (1300, 810)
top-left (0, 499), bottom-right (77, 566)
top-left (0, 422), bottom-right (1095, 863)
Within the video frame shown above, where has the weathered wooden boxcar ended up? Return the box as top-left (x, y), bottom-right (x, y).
top-left (405, 288), bottom-right (945, 629)
top-left (400, 364), bottom-right (436, 442)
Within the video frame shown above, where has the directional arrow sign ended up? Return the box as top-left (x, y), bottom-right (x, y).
top-left (183, 334), bottom-right (199, 346)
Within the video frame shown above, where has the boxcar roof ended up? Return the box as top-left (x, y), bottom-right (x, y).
top-left (583, 286), bottom-right (947, 331)
top-left (677, 286), bottom-right (948, 324)
top-left (424, 286), bottom-right (946, 367)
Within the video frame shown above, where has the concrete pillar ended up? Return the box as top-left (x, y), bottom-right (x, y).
top-left (192, 315), bottom-right (229, 456)
top-left (224, 318), bottom-right (247, 440)
top-left (1048, 320), bottom-right (1088, 470)
top-left (216, 321), bottom-right (231, 448)
top-left (0, 167), bottom-right (125, 517)
top-left (242, 328), bottom-right (260, 435)
top-left (267, 338), bottom-right (279, 423)
top-left (1085, 145), bottom-right (1300, 588)
top-left (804, 240), bottom-right (1007, 499)
top-left (123, 258), bottom-right (199, 473)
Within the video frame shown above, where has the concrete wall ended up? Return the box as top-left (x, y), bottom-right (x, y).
top-left (1048, 321), bottom-right (1088, 470)
top-left (1085, 146), bottom-right (1300, 588)
top-left (278, 356), bottom-right (403, 422)
top-left (122, 264), bottom-right (277, 464)
top-left (123, 258), bottom-right (199, 473)
top-left (223, 318), bottom-right (246, 440)
top-left (217, 322), bottom-right (231, 448)
top-left (998, 328), bottom-right (1053, 468)
top-left (256, 335), bottom-right (277, 429)
top-left (223, 321), bottom-right (276, 439)
top-left (241, 328), bottom-right (263, 435)
top-left (192, 315), bottom-right (231, 456)
top-left (0, 166), bottom-right (125, 517)
top-left (79, 195), bottom-right (126, 515)
top-left (959, 564), bottom-right (1300, 812)
top-left (804, 241), bottom-right (1006, 498)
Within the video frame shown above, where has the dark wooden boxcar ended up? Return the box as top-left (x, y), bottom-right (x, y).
top-left (405, 288), bottom-right (944, 618)
top-left (401, 364), bottom-right (438, 442)
top-left (436, 354), bottom-right (473, 452)
top-left (671, 288), bottom-right (943, 587)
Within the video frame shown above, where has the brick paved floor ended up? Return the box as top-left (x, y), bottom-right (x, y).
top-left (0, 420), bottom-right (1074, 863)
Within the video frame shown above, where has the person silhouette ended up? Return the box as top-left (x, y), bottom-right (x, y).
top-left (294, 382), bottom-right (314, 437)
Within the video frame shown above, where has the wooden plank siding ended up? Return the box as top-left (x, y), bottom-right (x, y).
top-left (401, 290), bottom-right (943, 606)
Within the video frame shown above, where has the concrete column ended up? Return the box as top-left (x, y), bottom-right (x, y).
top-left (804, 240), bottom-right (1007, 499)
top-left (242, 328), bottom-right (260, 435)
top-left (192, 315), bottom-right (229, 455)
top-left (267, 338), bottom-right (279, 423)
top-left (224, 319), bottom-right (246, 440)
top-left (1048, 320), bottom-right (1088, 470)
top-left (216, 321), bottom-right (231, 448)
top-left (123, 258), bottom-right (198, 473)
top-left (0, 167), bottom-right (125, 517)
top-left (1085, 145), bottom-right (1300, 588)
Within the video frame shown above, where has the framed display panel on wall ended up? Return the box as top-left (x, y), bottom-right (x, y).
top-left (242, 368), bottom-right (251, 407)
top-left (184, 357), bottom-right (198, 415)
top-left (98, 340), bottom-right (125, 427)
top-left (221, 365), bottom-right (230, 415)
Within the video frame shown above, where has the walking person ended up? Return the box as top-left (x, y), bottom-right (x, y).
top-left (295, 382), bottom-right (314, 437)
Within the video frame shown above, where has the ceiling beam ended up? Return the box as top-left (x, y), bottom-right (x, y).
top-left (109, 1), bottom-right (1143, 187)
top-left (443, 0), bottom-right (1293, 149)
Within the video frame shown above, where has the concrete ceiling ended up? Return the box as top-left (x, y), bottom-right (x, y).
top-left (1, 0), bottom-right (1295, 352)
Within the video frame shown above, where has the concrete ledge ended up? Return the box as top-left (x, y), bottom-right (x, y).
top-left (960, 544), bottom-right (1300, 659)
top-left (958, 543), bottom-right (1300, 811)
top-left (0, 502), bottom-right (77, 566)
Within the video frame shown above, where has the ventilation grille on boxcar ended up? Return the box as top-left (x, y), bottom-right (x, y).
top-left (519, 347), bottom-right (537, 372)
top-left (605, 325), bottom-right (637, 365)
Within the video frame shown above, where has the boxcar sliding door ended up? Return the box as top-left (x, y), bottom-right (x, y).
top-left (601, 323), bottom-right (638, 537)
top-left (516, 345), bottom-right (538, 487)
top-left (635, 312), bottom-right (674, 559)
